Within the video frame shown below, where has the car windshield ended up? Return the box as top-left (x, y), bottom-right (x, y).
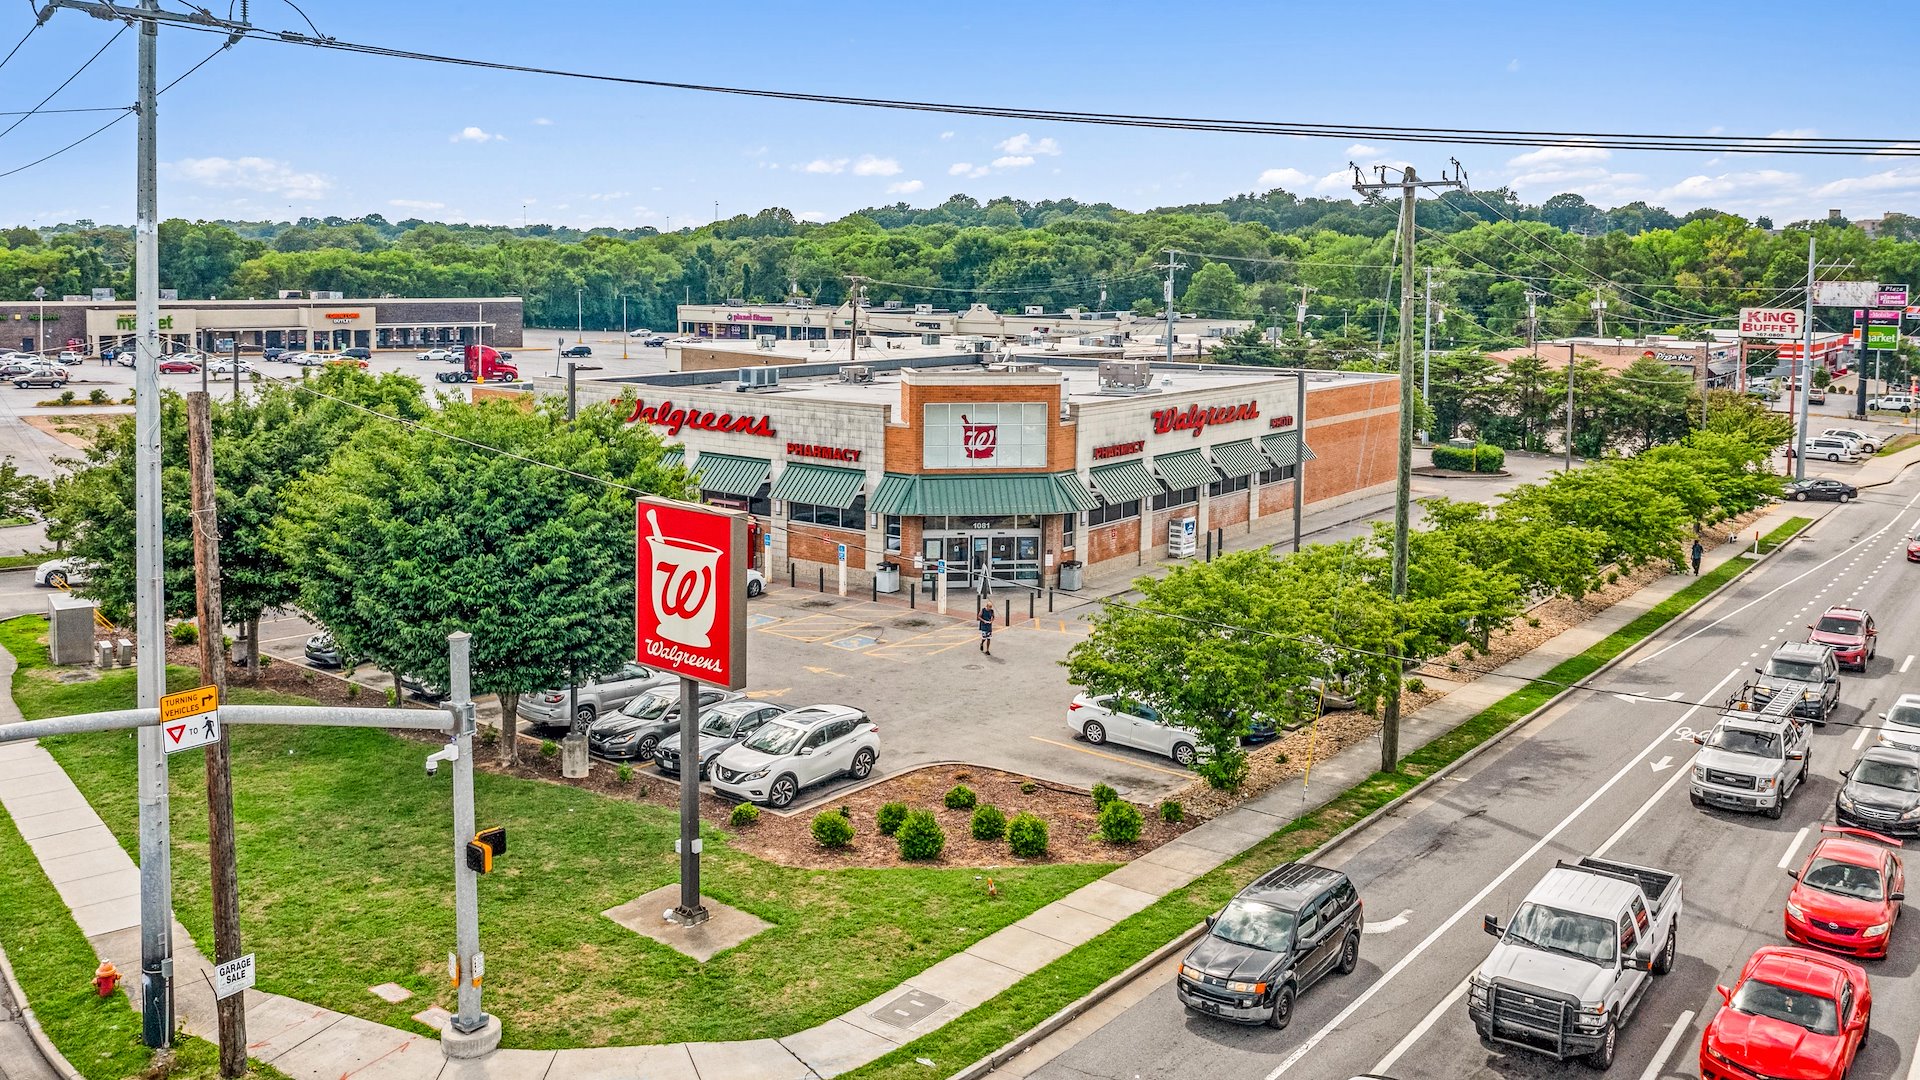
top-left (1816, 616), bottom-right (1862, 636)
top-left (700, 712), bottom-right (740, 737)
top-left (742, 721), bottom-right (806, 756)
top-left (621, 692), bottom-right (675, 721)
top-left (1209, 898), bottom-right (1296, 952)
top-left (1707, 727), bottom-right (1782, 757)
top-left (1503, 903), bottom-right (1616, 965)
top-left (1731, 978), bottom-right (1839, 1036)
top-left (1856, 758), bottom-right (1920, 791)
top-left (1802, 857), bottom-right (1885, 900)
top-left (1765, 657), bottom-right (1822, 682)
top-left (1885, 704), bottom-right (1920, 731)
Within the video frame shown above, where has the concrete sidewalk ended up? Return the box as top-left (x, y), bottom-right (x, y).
top-left (0, 507), bottom-right (1802, 1080)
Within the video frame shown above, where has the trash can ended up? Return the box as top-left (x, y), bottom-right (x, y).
top-left (1058, 560), bottom-right (1084, 591)
top-left (875, 562), bottom-right (901, 594)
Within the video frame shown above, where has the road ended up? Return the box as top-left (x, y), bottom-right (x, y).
top-left (1025, 468), bottom-right (1920, 1080)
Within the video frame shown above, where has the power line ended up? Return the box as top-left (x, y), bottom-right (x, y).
top-left (0, 15), bottom-right (42, 75)
top-left (0, 39), bottom-right (229, 181)
top-left (0, 22), bottom-right (126, 143)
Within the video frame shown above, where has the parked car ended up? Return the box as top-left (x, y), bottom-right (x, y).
top-left (288, 352), bottom-right (325, 367)
top-left (1876, 693), bottom-right (1920, 751)
top-left (324, 356), bottom-right (369, 370)
top-left (1699, 947), bottom-right (1870, 1080)
top-left (399, 674), bottom-right (446, 702)
top-left (1783, 478), bottom-right (1858, 503)
top-left (1687, 705), bottom-right (1811, 819)
top-left (746, 567), bottom-right (765, 598)
top-left (207, 358), bottom-right (253, 374)
top-left (642, 335), bottom-right (668, 347)
top-left (1836, 743), bottom-right (1920, 835)
top-left (302, 632), bottom-right (353, 669)
top-left (1868, 393), bottom-right (1915, 413)
top-left (1749, 641), bottom-right (1841, 722)
top-left (709, 704), bottom-right (878, 807)
top-left (561, 345), bottom-right (593, 358)
top-left (516, 662), bottom-right (663, 729)
top-left (1471, 856), bottom-right (1680, 1070)
top-left (56, 351), bottom-right (83, 365)
top-left (1176, 863), bottom-right (1362, 1029)
top-left (33, 558), bottom-right (84, 588)
top-left (586, 683), bottom-right (741, 761)
top-left (0, 362), bottom-right (36, 378)
top-left (14, 367), bottom-right (69, 388)
top-left (1822, 428), bottom-right (1881, 453)
top-left (158, 358), bottom-right (199, 374)
top-left (1784, 825), bottom-right (1906, 958)
top-left (339, 347), bottom-right (371, 360)
top-left (262, 346), bottom-right (285, 361)
top-left (417, 348), bottom-right (453, 362)
top-left (1787, 436), bottom-right (1860, 463)
top-left (1068, 692), bottom-right (1198, 767)
top-left (628, 328), bottom-right (654, 338)
top-left (1808, 605), bottom-right (1876, 670)
top-left (654, 700), bottom-right (790, 779)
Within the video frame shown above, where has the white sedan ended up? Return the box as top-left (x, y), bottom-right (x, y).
top-left (34, 558), bottom-right (86, 588)
top-left (207, 358), bottom-right (254, 374)
top-left (1068, 692), bottom-right (1200, 767)
top-left (417, 348), bottom-right (453, 362)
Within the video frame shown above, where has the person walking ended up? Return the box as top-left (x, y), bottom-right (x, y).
top-left (977, 601), bottom-right (996, 656)
top-left (1690, 538), bottom-right (1705, 576)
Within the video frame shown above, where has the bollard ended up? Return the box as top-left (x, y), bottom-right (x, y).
top-left (909, 582), bottom-right (916, 609)
top-left (1029, 591), bottom-right (1035, 621)
top-left (818, 568), bottom-right (825, 593)
top-left (1204, 532), bottom-right (1212, 561)
top-left (1002, 599), bottom-right (1010, 627)
top-left (1048, 588), bottom-right (1054, 613)
top-left (96, 640), bottom-right (113, 668)
top-left (871, 577), bottom-right (877, 603)
top-left (115, 638), bottom-right (133, 667)
top-left (789, 563), bottom-right (796, 588)
top-left (1217, 527), bottom-right (1225, 553)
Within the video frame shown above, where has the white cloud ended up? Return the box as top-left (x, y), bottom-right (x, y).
top-left (1506, 58), bottom-right (1520, 72)
top-left (388, 198), bottom-right (445, 210)
top-left (1705, 125), bottom-right (1726, 136)
top-left (1659, 169), bottom-right (1800, 200)
top-left (1506, 144), bottom-right (1611, 168)
top-left (167, 156), bottom-right (332, 199)
top-left (1768, 128), bottom-right (1819, 139)
top-left (1345, 144), bottom-right (1381, 157)
top-left (586, 191), bottom-right (630, 201)
top-left (797, 210), bottom-right (828, 222)
top-left (939, 131), bottom-right (955, 140)
top-left (802, 158), bottom-right (848, 174)
top-left (886, 179), bottom-right (925, 195)
top-left (532, 117), bottom-right (553, 126)
top-left (1257, 167), bottom-right (1312, 188)
top-left (992, 155), bottom-right (1035, 169)
top-left (1312, 169), bottom-right (1358, 194)
top-left (996, 133), bottom-right (1061, 156)
top-left (1810, 167), bottom-right (1920, 198)
top-left (949, 161), bottom-right (988, 178)
top-left (851, 155), bottom-right (902, 176)
top-left (451, 126), bottom-right (505, 143)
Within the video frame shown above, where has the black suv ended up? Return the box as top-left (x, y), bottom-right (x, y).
top-left (1177, 862), bottom-right (1364, 1028)
top-left (339, 347), bottom-right (372, 360)
top-left (561, 344), bottom-right (593, 357)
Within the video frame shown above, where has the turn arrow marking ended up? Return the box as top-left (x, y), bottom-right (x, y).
top-left (1363, 908), bottom-right (1412, 935)
top-left (1650, 755), bottom-right (1674, 772)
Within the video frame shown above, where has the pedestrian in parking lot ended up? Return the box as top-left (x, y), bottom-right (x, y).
top-left (1690, 538), bottom-right (1704, 576)
top-left (978, 601), bottom-right (995, 656)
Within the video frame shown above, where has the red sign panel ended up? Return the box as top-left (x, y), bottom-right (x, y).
top-left (786, 442), bottom-right (862, 462)
top-left (627, 398), bottom-right (777, 439)
top-left (1092, 439), bottom-right (1145, 460)
top-left (1151, 400), bottom-right (1261, 438)
top-left (960, 415), bottom-right (998, 459)
top-left (635, 498), bottom-right (747, 689)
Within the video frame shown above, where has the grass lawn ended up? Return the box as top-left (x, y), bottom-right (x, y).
top-left (0, 617), bottom-right (1111, 1051)
top-left (830, 515), bottom-right (1815, 1080)
top-left (0, 550), bottom-right (50, 571)
top-left (1877, 433), bottom-right (1920, 457)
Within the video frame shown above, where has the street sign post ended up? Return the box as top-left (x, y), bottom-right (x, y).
top-left (1813, 281), bottom-right (1880, 307)
top-left (159, 685), bottom-right (219, 754)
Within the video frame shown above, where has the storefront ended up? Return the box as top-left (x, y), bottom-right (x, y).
top-left (0, 296), bottom-right (524, 358)
top-left (554, 357), bottom-right (1400, 592)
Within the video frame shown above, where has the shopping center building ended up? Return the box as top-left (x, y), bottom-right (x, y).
top-left (675, 298), bottom-right (1251, 346)
top-left (0, 294), bottom-right (525, 356)
top-left (551, 355), bottom-right (1399, 592)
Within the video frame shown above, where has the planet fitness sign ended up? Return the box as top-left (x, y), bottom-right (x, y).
top-left (636, 498), bottom-right (747, 689)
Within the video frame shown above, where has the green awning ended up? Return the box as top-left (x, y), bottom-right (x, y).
top-left (1260, 431), bottom-right (1319, 467)
top-left (691, 452), bottom-right (770, 497)
top-left (1088, 459), bottom-right (1160, 503)
top-left (868, 472), bottom-right (1095, 516)
top-left (1209, 439), bottom-right (1267, 479)
top-left (1153, 448), bottom-right (1216, 489)
top-left (659, 448), bottom-right (685, 470)
top-left (770, 463), bottom-right (866, 509)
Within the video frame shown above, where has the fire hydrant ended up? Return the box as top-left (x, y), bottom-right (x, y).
top-left (93, 961), bottom-right (120, 998)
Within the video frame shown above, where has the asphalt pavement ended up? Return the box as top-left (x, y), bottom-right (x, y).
top-left (1018, 467), bottom-right (1920, 1080)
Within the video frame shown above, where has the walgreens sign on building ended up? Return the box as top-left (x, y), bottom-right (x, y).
top-left (921, 401), bottom-right (1048, 468)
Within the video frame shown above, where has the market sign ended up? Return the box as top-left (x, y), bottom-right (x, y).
top-left (1738, 308), bottom-right (1802, 338)
top-left (627, 398), bottom-right (776, 438)
top-left (1867, 309), bottom-right (1902, 351)
top-left (1812, 281), bottom-right (1879, 307)
top-left (1151, 400), bottom-right (1261, 438)
top-left (725, 313), bottom-right (774, 322)
top-left (635, 497), bottom-right (747, 690)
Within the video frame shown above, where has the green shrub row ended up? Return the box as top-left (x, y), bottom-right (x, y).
top-left (1430, 443), bottom-right (1506, 472)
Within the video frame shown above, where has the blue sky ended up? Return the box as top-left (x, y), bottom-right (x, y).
top-left (3, 0), bottom-right (1917, 228)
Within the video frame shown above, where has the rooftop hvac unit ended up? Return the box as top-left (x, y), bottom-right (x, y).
top-left (883, 300), bottom-right (903, 310)
top-left (158, 289), bottom-right (178, 301)
top-left (312, 290), bottom-right (343, 300)
top-left (1099, 359), bottom-right (1154, 390)
top-left (808, 338), bottom-right (832, 350)
top-left (757, 334), bottom-right (777, 349)
top-left (91, 288), bottom-right (115, 301)
top-left (967, 338), bottom-right (996, 353)
top-left (278, 290), bottom-right (304, 299)
top-left (723, 298), bottom-right (744, 307)
top-left (736, 366), bottom-right (780, 392)
top-left (1023, 305), bottom-right (1044, 316)
top-left (913, 303), bottom-right (933, 315)
top-left (838, 365), bottom-right (873, 384)
top-left (921, 333), bottom-right (942, 346)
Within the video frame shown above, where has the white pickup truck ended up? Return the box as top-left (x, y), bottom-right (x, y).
top-left (1468, 856), bottom-right (1681, 1070)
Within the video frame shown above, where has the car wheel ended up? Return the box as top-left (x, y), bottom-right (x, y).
top-left (1583, 1020), bottom-right (1617, 1070)
top-left (574, 703), bottom-right (596, 726)
top-left (636, 735), bottom-right (659, 759)
top-left (1337, 931), bottom-right (1360, 975)
top-left (1172, 742), bottom-right (1197, 768)
top-left (747, 579), bottom-right (764, 598)
top-left (1840, 493), bottom-right (1851, 503)
top-left (1829, 454), bottom-right (1841, 462)
top-left (1265, 983), bottom-right (1295, 1030)
top-left (1765, 797), bottom-right (1785, 820)
top-left (45, 570), bottom-right (66, 588)
top-left (1653, 923), bottom-right (1676, 975)
top-left (1795, 492), bottom-right (1808, 501)
top-left (848, 747), bottom-right (875, 779)
top-left (768, 774), bottom-right (798, 808)
top-left (1082, 720), bottom-right (1107, 745)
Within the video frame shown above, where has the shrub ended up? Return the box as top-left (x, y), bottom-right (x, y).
top-left (811, 810), bottom-right (854, 848)
top-left (168, 622), bottom-right (198, 646)
top-left (1430, 443), bottom-right (1505, 473)
top-left (970, 804), bottom-right (1007, 840)
top-left (1020, 780), bottom-right (1038, 795)
top-left (345, 682), bottom-right (359, 700)
top-left (729, 803), bottom-right (760, 827)
top-left (1158, 800), bottom-right (1184, 824)
top-left (1007, 812), bottom-right (1049, 857)
top-left (87, 388), bottom-right (109, 404)
top-left (1404, 677), bottom-right (1426, 694)
top-left (837, 804), bottom-right (852, 819)
top-left (944, 784), bottom-right (977, 810)
top-left (1097, 800), bottom-right (1144, 844)
top-left (616, 764), bottom-right (634, 784)
top-left (896, 810), bottom-right (946, 861)
top-left (1090, 782), bottom-right (1119, 809)
top-left (539, 739), bottom-right (558, 758)
top-left (876, 801), bottom-right (909, 836)
top-left (56, 390), bottom-right (73, 406)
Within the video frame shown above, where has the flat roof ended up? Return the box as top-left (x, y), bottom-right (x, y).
top-left (0, 296), bottom-right (524, 307)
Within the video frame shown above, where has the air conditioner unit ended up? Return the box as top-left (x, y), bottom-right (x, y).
top-left (1023, 305), bottom-right (1044, 316)
top-left (1099, 359), bottom-right (1153, 389)
top-left (737, 367), bottom-right (780, 391)
top-left (757, 334), bottom-right (777, 349)
top-left (839, 365), bottom-right (873, 384)
top-left (913, 304), bottom-right (933, 315)
top-left (278, 290), bottom-right (304, 300)
top-left (883, 300), bottom-right (903, 310)
top-left (921, 333), bottom-right (942, 346)
top-left (724, 298), bottom-right (745, 307)
top-left (158, 289), bottom-right (178, 302)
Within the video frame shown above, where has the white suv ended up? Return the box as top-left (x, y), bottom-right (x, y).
top-left (709, 704), bottom-right (878, 808)
top-left (1879, 693), bottom-right (1920, 751)
top-left (1823, 428), bottom-right (1882, 453)
top-left (1869, 393), bottom-right (1916, 413)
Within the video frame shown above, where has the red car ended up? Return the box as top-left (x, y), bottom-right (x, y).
top-left (157, 358), bottom-right (199, 374)
top-left (1785, 827), bottom-right (1905, 958)
top-left (1808, 605), bottom-right (1875, 670)
top-left (1700, 947), bottom-right (1870, 1080)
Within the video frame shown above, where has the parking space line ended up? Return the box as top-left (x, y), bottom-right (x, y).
top-left (1371, 976), bottom-right (1470, 1075)
top-left (756, 614), bottom-right (865, 642)
top-left (1636, 1010), bottom-right (1696, 1080)
top-left (1777, 826), bottom-right (1810, 869)
top-left (1027, 735), bottom-right (1191, 777)
top-left (1904, 654), bottom-right (1915, 674)
top-left (1855, 725), bottom-right (1875, 750)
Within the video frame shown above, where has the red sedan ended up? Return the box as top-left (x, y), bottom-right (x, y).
top-left (1700, 947), bottom-right (1869, 1080)
top-left (1785, 827), bottom-right (1905, 958)
top-left (157, 358), bottom-right (199, 374)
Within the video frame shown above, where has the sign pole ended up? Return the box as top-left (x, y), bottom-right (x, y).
top-left (1857, 313), bottom-right (1871, 420)
top-left (674, 674), bottom-right (706, 923)
top-left (1796, 236), bottom-right (1815, 483)
top-left (446, 632), bottom-right (492, 1045)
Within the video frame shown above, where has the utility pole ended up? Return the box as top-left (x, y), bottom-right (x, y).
top-left (1525, 288), bottom-right (1543, 351)
top-left (621, 293), bottom-right (628, 360)
top-left (847, 275), bottom-right (864, 363)
top-left (1162, 249), bottom-right (1186, 366)
top-left (444, 632), bottom-right (496, 1051)
top-left (187, 392), bottom-right (245, 1078)
top-left (1562, 343), bottom-right (1577, 471)
top-left (1421, 266), bottom-right (1433, 442)
top-left (1294, 284), bottom-right (1316, 341)
top-left (1351, 160), bottom-right (1466, 774)
top-left (231, 339), bottom-right (240, 402)
top-left (576, 287), bottom-right (583, 345)
top-left (1796, 236), bottom-right (1815, 483)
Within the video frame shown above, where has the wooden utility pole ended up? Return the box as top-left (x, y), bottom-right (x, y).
top-left (187, 391), bottom-right (246, 1078)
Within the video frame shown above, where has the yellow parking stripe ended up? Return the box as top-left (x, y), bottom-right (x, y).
top-left (1027, 735), bottom-right (1192, 777)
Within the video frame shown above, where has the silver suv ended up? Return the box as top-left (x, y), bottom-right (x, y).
top-left (1749, 641), bottom-right (1840, 723)
top-left (516, 662), bottom-right (662, 729)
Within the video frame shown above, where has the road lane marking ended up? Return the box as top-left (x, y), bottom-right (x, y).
top-left (1264, 664), bottom-right (1742, 1080)
top-left (1777, 826), bottom-right (1810, 869)
top-left (1636, 1010), bottom-right (1696, 1080)
top-left (1369, 975), bottom-right (1470, 1076)
top-left (1908, 1030), bottom-right (1920, 1080)
top-left (1649, 755), bottom-right (1674, 771)
top-left (1362, 909), bottom-right (1411, 935)
top-left (1855, 725), bottom-right (1875, 750)
top-left (1026, 735), bottom-right (1190, 777)
top-left (1904, 654), bottom-right (1915, 673)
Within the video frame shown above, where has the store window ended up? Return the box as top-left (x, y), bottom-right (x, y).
top-left (790, 494), bottom-right (867, 531)
top-left (1086, 499), bottom-right (1140, 527)
top-left (1152, 486), bottom-right (1199, 511)
top-left (1208, 474), bottom-right (1251, 497)
top-left (885, 516), bottom-right (902, 553)
top-left (703, 484), bottom-right (771, 520)
top-left (1061, 512), bottom-right (1075, 550)
top-left (1258, 463), bottom-right (1297, 485)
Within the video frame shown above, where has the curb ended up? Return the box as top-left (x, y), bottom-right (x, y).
top-left (0, 941), bottom-right (86, 1080)
top-left (948, 523), bottom-right (1803, 1080)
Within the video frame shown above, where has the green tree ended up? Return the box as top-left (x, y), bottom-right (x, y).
top-left (1209, 326), bottom-right (1284, 366)
top-left (1180, 261), bottom-right (1245, 317)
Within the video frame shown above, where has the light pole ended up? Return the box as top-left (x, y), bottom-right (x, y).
top-left (31, 285), bottom-right (45, 356)
top-left (1555, 343), bottom-right (1577, 471)
top-left (576, 287), bottom-right (583, 344)
top-left (621, 292), bottom-right (628, 360)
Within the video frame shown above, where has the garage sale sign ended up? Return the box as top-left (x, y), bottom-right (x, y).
top-left (1738, 308), bottom-right (1802, 338)
top-left (636, 497), bottom-right (748, 690)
